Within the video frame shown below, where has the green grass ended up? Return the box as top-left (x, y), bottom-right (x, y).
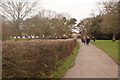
top-left (90, 40), bottom-right (119, 64)
top-left (50, 42), bottom-right (80, 78)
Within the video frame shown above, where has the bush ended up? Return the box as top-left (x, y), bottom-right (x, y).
top-left (2, 39), bottom-right (77, 78)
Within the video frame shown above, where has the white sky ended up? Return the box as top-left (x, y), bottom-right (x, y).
top-left (2, 0), bottom-right (107, 22)
top-left (40, 0), bottom-right (103, 22)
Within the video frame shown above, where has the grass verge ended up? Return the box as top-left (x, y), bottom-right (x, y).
top-left (90, 40), bottom-right (119, 64)
top-left (50, 42), bottom-right (80, 78)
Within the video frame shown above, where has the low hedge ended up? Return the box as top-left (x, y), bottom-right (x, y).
top-left (2, 39), bottom-right (77, 78)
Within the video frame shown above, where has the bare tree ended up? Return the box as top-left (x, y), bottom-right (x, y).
top-left (99, 1), bottom-right (118, 41)
top-left (38, 9), bottom-right (57, 19)
top-left (0, 0), bottom-right (37, 36)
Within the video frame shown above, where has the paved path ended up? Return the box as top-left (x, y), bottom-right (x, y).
top-left (64, 40), bottom-right (118, 78)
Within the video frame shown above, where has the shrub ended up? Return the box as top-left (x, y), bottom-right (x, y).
top-left (2, 39), bottom-right (76, 78)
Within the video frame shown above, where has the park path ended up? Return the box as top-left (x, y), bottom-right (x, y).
top-left (64, 40), bottom-right (118, 78)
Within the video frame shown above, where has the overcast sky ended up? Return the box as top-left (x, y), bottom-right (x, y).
top-left (40, 0), bottom-right (104, 22)
top-left (2, 0), bottom-right (107, 22)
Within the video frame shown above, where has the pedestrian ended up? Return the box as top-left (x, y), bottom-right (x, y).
top-left (81, 37), bottom-right (84, 43)
top-left (93, 37), bottom-right (96, 43)
top-left (87, 36), bottom-right (90, 45)
top-left (85, 36), bottom-right (88, 45)
top-left (83, 37), bottom-right (86, 45)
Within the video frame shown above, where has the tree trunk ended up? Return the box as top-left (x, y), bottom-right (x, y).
top-left (112, 33), bottom-right (116, 42)
top-left (15, 24), bottom-right (22, 36)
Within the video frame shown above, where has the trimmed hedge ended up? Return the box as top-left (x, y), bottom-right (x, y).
top-left (2, 39), bottom-right (77, 78)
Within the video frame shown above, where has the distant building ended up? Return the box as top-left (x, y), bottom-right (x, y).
top-left (71, 27), bottom-right (80, 38)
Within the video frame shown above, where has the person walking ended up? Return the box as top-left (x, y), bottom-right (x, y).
top-left (83, 37), bottom-right (86, 45)
top-left (81, 37), bottom-right (84, 44)
top-left (85, 36), bottom-right (88, 45)
top-left (87, 36), bottom-right (90, 45)
top-left (93, 37), bottom-right (96, 43)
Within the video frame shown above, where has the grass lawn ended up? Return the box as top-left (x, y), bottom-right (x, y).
top-left (90, 40), bottom-right (119, 64)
